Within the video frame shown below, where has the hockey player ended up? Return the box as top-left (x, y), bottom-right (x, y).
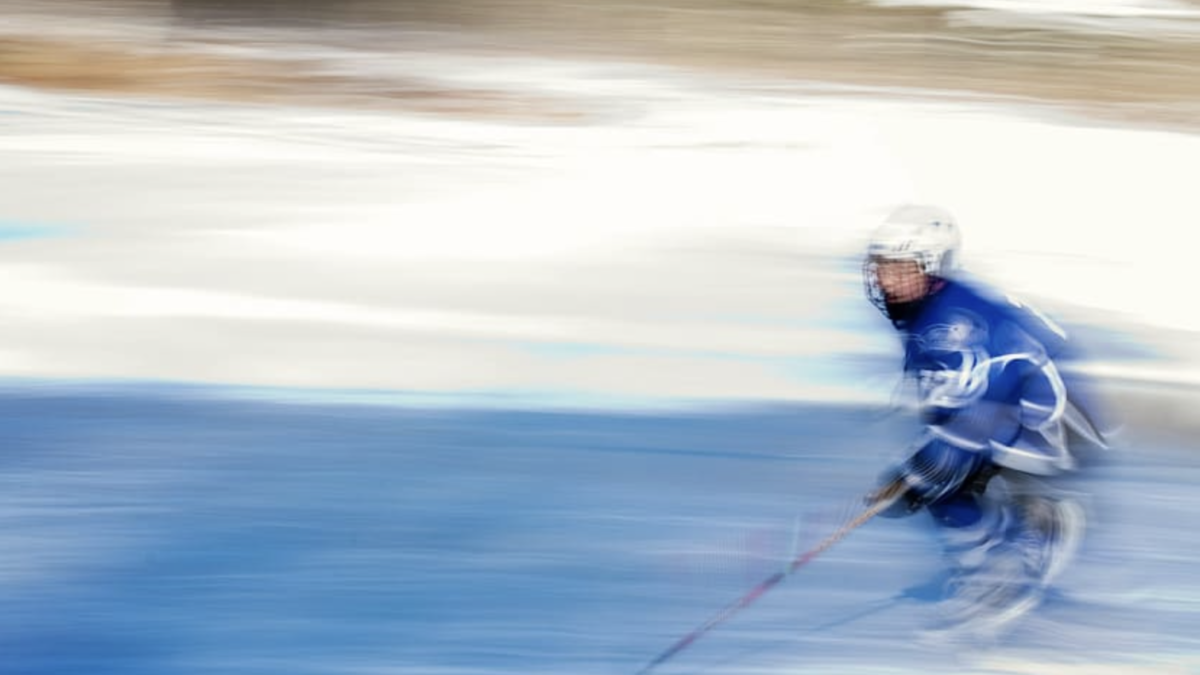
top-left (862, 204), bottom-right (1111, 636)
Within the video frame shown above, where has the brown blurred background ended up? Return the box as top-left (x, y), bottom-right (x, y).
top-left (3, 0), bottom-right (1200, 128)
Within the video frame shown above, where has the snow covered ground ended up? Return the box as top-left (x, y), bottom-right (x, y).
top-left (1, 62), bottom-right (1198, 403)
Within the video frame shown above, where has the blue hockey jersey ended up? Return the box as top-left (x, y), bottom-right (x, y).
top-left (896, 276), bottom-right (1108, 484)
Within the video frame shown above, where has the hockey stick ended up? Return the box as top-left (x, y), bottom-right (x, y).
top-left (634, 477), bottom-right (907, 675)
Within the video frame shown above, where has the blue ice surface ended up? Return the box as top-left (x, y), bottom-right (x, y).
top-left (0, 381), bottom-right (1196, 675)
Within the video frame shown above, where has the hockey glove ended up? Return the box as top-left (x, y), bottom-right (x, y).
top-left (870, 439), bottom-right (989, 516)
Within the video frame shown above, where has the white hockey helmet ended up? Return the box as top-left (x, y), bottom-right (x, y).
top-left (864, 204), bottom-right (962, 317)
top-left (866, 204), bottom-right (961, 274)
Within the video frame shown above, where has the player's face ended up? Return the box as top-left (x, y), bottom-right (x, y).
top-left (873, 259), bottom-right (928, 304)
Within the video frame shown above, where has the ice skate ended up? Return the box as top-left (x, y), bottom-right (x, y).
top-left (1020, 495), bottom-right (1086, 589)
top-left (923, 496), bottom-right (1085, 641)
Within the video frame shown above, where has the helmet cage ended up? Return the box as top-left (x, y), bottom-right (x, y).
top-left (863, 255), bottom-right (937, 316)
top-left (862, 205), bottom-right (961, 319)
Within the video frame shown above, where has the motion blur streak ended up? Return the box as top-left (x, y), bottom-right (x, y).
top-left (1, 1), bottom-right (1198, 674)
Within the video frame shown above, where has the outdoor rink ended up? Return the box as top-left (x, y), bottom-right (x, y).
top-left (2, 1), bottom-right (1200, 673)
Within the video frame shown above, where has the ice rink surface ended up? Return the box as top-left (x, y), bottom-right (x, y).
top-left (0, 386), bottom-right (1196, 675)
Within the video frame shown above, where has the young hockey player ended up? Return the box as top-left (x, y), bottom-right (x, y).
top-left (862, 204), bottom-right (1112, 636)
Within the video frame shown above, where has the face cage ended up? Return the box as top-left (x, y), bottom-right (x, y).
top-left (863, 255), bottom-right (939, 319)
top-left (862, 258), bottom-right (889, 314)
